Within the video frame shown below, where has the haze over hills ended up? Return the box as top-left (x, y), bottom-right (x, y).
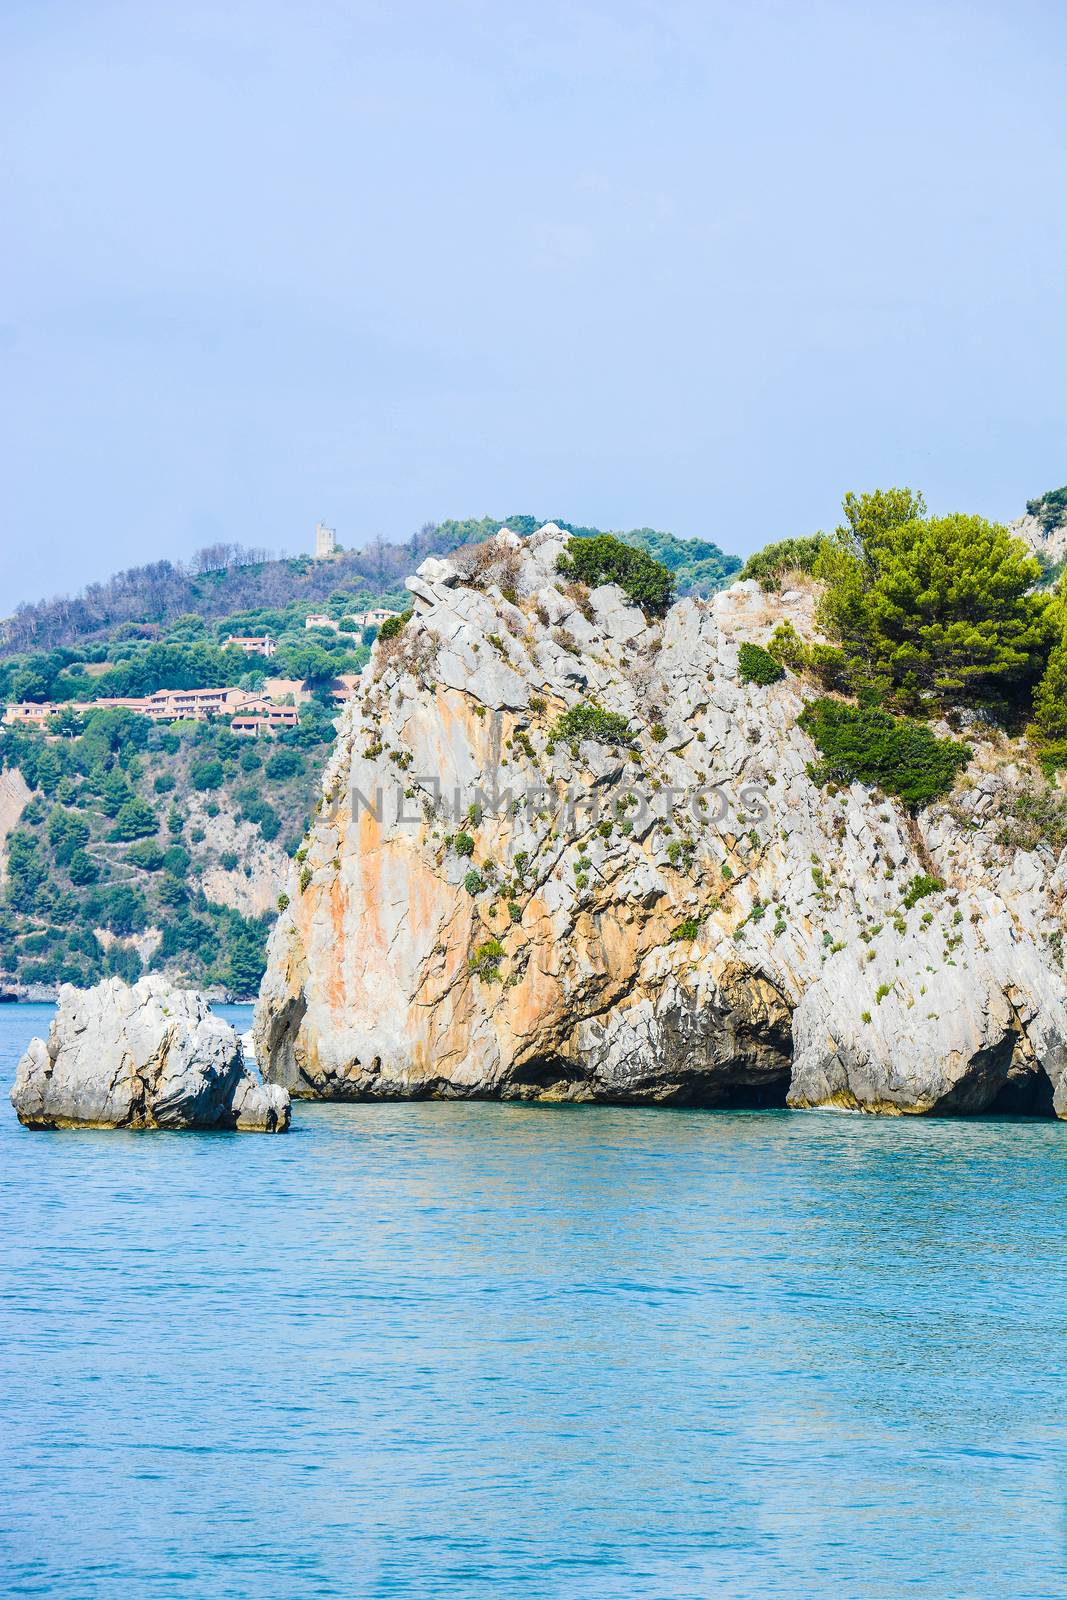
top-left (0, 516), bottom-right (741, 659)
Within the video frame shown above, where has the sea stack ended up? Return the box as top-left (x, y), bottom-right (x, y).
top-left (12, 975), bottom-right (290, 1131)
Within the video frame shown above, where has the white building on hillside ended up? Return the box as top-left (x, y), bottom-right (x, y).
top-left (314, 521), bottom-right (338, 559)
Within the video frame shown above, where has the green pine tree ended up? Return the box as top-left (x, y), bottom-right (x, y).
top-left (1029, 634), bottom-right (1067, 772)
top-left (816, 491), bottom-right (1049, 707)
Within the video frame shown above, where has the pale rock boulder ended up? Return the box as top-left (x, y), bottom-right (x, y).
top-left (12, 976), bottom-right (290, 1131)
top-left (255, 525), bottom-right (1067, 1119)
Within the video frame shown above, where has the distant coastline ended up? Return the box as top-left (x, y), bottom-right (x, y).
top-left (0, 984), bottom-right (258, 1006)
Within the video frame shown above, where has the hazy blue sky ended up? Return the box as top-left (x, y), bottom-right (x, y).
top-left (2, 0), bottom-right (1063, 610)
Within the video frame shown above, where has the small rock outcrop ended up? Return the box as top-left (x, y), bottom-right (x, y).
top-left (254, 524), bottom-right (1067, 1119)
top-left (12, 976), bottom-right (290, 1132)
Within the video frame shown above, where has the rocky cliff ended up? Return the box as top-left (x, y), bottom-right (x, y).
top-left (254, 525), bottom-right (1067, 1118)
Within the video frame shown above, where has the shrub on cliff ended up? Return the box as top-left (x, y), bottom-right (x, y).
top-left (553, 704), bottom-right (634, 747)
top-left (68, 848), bottom-right (99, 886)
top-left (988, 782), bottom-right (1067, 854)
top-left (768, 622), bottom-right (851, 690)
top-left (1028, 637), bottom-right (1067, 774)
top-left (1026, 485), bottom-right (1067, 533)
top-left (109, 797), bottom-right (159, 841)
top-left (377, 610), bottom-right (411, 642)
top-left (190, 757), bottom-right (224, 791)
top-left (125, 840), bottom-right (165, 871)
top-left (741, 534), bottom-right (828, 591)
top-left (92, 883), bottom-right (149, 934)
top-left (47, 806), bottom-right (90, 865)
top-left (556, 534), bottom-right (674, 615)
top-left (902, 873), bottom-right (944, 909)
top-left (265, 747), bottom-right (304, 780)
top-left (469, 939), bottom-right (505, 981)
top-left (798, 699), bottom-right (971, 807)
top-left (738, 642), bottom-right (784, 686)
top-left (235, 786), bottom-right (281, 841)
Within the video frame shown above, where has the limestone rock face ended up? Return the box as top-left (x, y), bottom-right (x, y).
top-left (12, 976), bottom-right (290, 1131)
top-left (1009, 509), bottom-right (1067, 570)
top-left (255, 526), bottom-right (1067, 1119)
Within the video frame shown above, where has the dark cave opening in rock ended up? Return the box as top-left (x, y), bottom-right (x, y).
top-left (506, 1054), bottom-right (589, 1094)
top-left (680, 1072), bottom-right (792, 1110)
top-left (984, 1066), bottom-right (1056, 1118)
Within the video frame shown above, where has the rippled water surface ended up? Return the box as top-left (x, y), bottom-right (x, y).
top-left (1, 1003), bottom-right (1065, 1598)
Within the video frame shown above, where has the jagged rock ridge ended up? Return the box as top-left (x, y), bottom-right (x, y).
top-left (255, 525), bottom-right (1067, 1118)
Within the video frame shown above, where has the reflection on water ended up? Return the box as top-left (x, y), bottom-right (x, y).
top-left (0, 1004), bottom-right (1065, 1599)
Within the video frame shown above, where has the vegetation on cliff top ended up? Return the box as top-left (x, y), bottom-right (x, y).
top-left (438, 516), bottom-right (741, 598)
top-left (814, 489), bottom-right (1049, 711)
top-left (740, 534), bottom-right (828, 591)
top-left (747, 486), bottom-right (1067, 780)
top-left (1026, 485), bottom-right (1067, 533)
top-left (738, 642), bottom-right (784, 687)
top-left (556, 534), bottom-right (674, 616)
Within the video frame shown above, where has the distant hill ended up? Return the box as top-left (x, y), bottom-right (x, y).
top-left (0, 528), bottom-right (456, 658)
top-left (1, 516), bottom-right (741, 661)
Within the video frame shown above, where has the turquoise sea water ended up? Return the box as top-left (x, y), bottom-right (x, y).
top-left (0, 1003), bottom-right (1065, 1599)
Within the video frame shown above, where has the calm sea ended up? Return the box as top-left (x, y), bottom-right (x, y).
top-left (1, 1002), bottom-right (1065, 1599)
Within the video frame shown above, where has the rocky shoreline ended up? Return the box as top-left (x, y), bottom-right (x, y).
top-left (0, 985), bottom-right (261, 1005)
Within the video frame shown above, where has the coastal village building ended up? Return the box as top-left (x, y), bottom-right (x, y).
top-left (3, 685), bottom-right (302, 736)
top-left (304, 606), bottom-right (401, 633)
top-left (229, 705), bottom-right (300, 736)
top-left (118, 686), bottom-right (252, 719)
top-left (223, 633), bottom-right (276, 658)
top-left (4, 666), bottom-right (363, 735)
top-left (263, 673), bottom-right (361, 706)
top-left (4, 702), bottom-right (60, 729)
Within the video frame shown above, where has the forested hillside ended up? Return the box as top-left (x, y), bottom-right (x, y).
top-left (0, 529), bottom-right (445, 656)
top-left (0, 703), bottom-right (335, 997)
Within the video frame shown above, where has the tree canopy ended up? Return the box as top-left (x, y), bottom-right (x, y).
top-left (816, 489), bottom-right (1049, 708)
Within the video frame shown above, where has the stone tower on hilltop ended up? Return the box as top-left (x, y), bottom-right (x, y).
top-left (315, 521), bottom-right (338, 559)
